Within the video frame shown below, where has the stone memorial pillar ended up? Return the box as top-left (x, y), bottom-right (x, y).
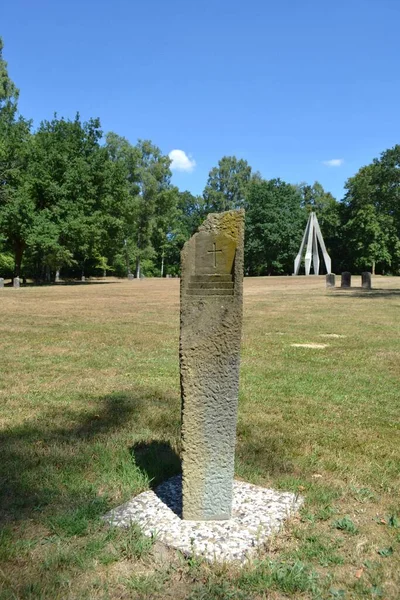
top-left (361, 272), bottom-right (372, 290)
top-left (0, 278), bottom-right (4, 288)
top-left (128, 273), bottom-right (134, 280)
top-left (81, 275), bottom-right (85, 282)
top-left (180, 210), bottom-right (244, 521)
top-left (13, 277), bottom-right (20, 288)
top-left (326, 273), bottom-right (336, 288)
top-left (55, 270), bottom-right (60, 283)
top-left (341, 272), bottom-right (351, 288)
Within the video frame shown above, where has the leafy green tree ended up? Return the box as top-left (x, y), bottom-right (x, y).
top-left (245, 178), bottom-right (306, 275)
top-left (343, 203), bottom-right (399, 273)
top-left (7, 115), bottom-right (128, 281)
top-left (297, 181), bottom-right (339, 231)
top-left (0, 37), bottom-right (32, 276)
top-left (343, 148), bottom-right (400, 274)
top-left (0, 37), bottom-right (18, 120)
top-left (105, 134), bottom-right (172, 277)
top-left (154, 190), bottom-right (205, 276)
top-left (203, 156), bottom-right (252, 213)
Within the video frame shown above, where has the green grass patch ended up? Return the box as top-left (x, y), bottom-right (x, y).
top-left (0, 277), bottom-right (399, 598)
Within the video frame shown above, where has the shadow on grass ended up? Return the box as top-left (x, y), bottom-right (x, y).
top-left (332, 288), bottom-right (400, 299)
top-left (130, 441), bottom-right (181, 489)
top-left (0, 390), bottom-right (180, 527)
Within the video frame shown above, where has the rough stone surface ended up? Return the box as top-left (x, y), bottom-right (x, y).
top-left (341, 272), bottom-right (351, 288)
top-left (13, 277), bottom-right (20, 289)
top-left (104, 476), bottom-right (303, 563)
top-left (362, 272), bottom-right (372, 289)
top-left (128, 273), bottom-right (134, 281)
top-left (180, 210), bottom-right (245, 521)
top-left (326, 273), bottom-right (335, 288)
top-left (0, 278), bottom-right (4, 288)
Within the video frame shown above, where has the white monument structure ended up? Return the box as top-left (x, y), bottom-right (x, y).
top-left (294, 212), bottom-right (331, 275)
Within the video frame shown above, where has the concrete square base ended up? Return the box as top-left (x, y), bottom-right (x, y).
top-left (103, 476), bottom-right (303, 563)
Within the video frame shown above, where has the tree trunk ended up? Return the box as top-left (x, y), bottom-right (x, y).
top-left (13, 242), bottom-right (25, 278)
top-left (135, 256), bottom-right (141, 279)
top-left (55, 269), bottom-right (60, 283)
top-left (161, 251), bottom-right (165, 278)
top-left (372, 260), bottom-right (376, 275)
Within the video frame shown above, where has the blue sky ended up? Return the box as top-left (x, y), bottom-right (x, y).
top-left (2, 0), bottom-right (399, 200)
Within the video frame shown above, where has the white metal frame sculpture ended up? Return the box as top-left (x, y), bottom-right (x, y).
top-left (294, 212), bottom-right (331, 275)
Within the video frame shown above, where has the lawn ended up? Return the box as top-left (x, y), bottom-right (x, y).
top-left (0, 276), bottom-right (399, 599)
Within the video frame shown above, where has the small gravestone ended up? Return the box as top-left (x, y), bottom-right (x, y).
top-left (128, 273), bottom-right (134, 281)
top-left (180, 210), bottom-right (244, 520)
top-left (341, 272), bottom-right (351, 288)
top-left (362, 272), bottom-right (372, 289)
top-left (13, 277), bottom-right (20, 289)
top-left (0, 278), bottom-right (4, 288)
top-left (81, 275), bottom-right (85, 282)
top-left (326, 273), bottom-right (335, 288)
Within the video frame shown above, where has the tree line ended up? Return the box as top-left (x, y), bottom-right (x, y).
top-left (1, 38), bottom-right (399, 281)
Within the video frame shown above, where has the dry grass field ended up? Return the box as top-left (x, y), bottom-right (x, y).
top-left (0, 275), bottom-right (399, 599)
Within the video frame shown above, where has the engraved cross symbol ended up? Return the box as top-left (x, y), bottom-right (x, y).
top-left (207, 242), bottom-right (223, 268)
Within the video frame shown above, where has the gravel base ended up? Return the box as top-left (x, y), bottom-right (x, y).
top-left (103, 476), bottom-right (303, 563)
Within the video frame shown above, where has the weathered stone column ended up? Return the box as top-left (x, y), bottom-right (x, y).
top-left (341, 272), bottom-right (351, 288)
top-left (0, 278), bottom-right (4, 288)
top-left (361, 272), bottom-right (372, 289)
top-left (326, 273), bottom-right (335, 288)
top-left (13, 277), bottom-right (20, 289)
top-left (180, 210), bottom-right (244, 521)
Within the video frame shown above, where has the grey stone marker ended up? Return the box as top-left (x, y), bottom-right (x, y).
top-left (103, 207), bottom-right (304, 560)
top-left (128, 273), bottom-right (134, 280)
top-left (55, 270), bottom-right (60, 283)
top-left (13, 277), bottom-right (20, 288)
top-left (362, 272), bottom-right (372, 289)
top-left (81, 275), bottom-right (85, 282)
top-left (0, 278), bottom-right (4, 288)
top-left (326, 273), bottom-right (336, 288)
top-left (341, 272), bottom-right (351, 288)
top-left (180, 209), bottom-right (244, 521)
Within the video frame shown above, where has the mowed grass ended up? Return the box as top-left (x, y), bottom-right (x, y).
top-left (0, 275), bottom-right (399, 599)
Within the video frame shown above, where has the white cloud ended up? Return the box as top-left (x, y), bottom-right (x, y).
top-left (169, 149), bottom-right (196, 172)
top-left (322, 158), bottom-right (344, 167)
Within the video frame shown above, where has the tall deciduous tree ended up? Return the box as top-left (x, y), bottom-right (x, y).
top-left (343, 148), bottom-right (400, 274)
top-left (0, 37), bottom-right (32, 276)
top-left (17, 115), bottom-right (127, 280)
top-left (105, 134), bottom-right (172, 277)
top-left (245, 178), bottom-right (306, 275)
top-left (203, 156), bottom-right (252, 213)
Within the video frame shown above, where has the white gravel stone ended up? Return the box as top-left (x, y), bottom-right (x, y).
top-left (103, 476), bottom-right (303, 563)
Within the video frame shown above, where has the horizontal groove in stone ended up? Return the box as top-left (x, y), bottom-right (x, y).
top-left (188, 282), bottom-right (234, 290)
top-left (186, 288), bottom-right (234, 296)
top-left (190, 275), bottom-right (233, 282)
